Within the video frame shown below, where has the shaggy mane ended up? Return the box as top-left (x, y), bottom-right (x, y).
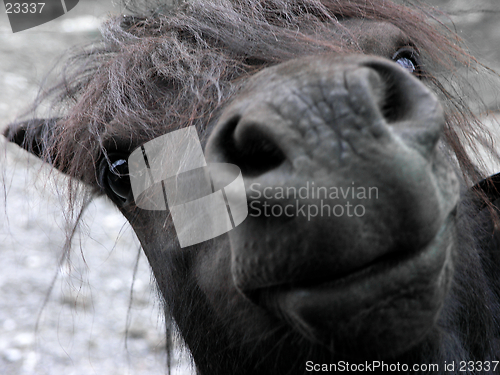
top-left (14, 0), bottom-right (497, 192)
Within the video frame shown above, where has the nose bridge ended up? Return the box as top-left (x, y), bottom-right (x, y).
top-left (206, 55), bottom-right (444, 178)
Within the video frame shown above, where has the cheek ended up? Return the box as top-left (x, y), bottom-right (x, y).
top-left (193, 237), bottom-right (281, 335)
top-left (194, 237), bottom-right (240, 312)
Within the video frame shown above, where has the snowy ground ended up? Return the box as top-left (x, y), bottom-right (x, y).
top-left (0, 1), bottom-right (499, 375)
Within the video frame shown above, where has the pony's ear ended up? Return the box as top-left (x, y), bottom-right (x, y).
top-left (4, 118), bottom-right (59, 157)
top-left (3, 118), bottom-right (65, 171)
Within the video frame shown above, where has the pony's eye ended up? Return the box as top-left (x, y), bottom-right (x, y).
top-left (392, 47), bottom-right (421, 76)
top-left (99, 153), bottom-right (131, 203)
top-left (396, 56), bottom-right (415, 73)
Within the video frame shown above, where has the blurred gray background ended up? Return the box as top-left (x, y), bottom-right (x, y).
top-left (0, 1), bottom-right (499, 374)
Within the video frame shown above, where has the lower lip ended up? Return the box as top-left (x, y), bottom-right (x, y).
top-left (259, 212), bottom-right (455, 325)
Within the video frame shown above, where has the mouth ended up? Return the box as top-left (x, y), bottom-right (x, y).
top-left (248, 212), bottom-right (456, 356)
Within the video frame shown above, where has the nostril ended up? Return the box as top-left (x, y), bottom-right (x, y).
top-left (234, 128), bottom-right (286, 177)
top-left (219, 117), bottom-right (286, 177)
top-left (346, 65), bottom-right (410, 126)
top-left (361, 60), bottom-right (443, 157)
top-left (365, 61), bottom-right (435, 126)
top-left (378, 70), bottom-right (409, 123)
